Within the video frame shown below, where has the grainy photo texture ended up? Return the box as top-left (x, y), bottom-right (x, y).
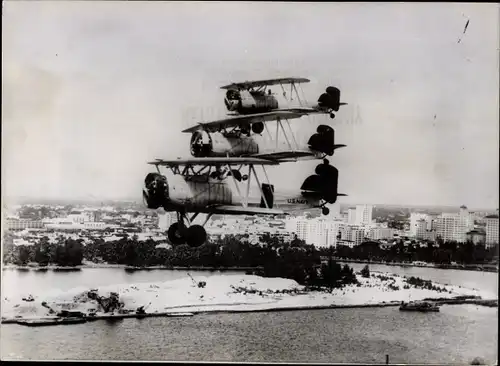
top-left (1, 1), bottom-right (498, 364)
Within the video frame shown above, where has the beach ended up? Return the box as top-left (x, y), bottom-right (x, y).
top-left (2, 271), bottom-right (495, 323)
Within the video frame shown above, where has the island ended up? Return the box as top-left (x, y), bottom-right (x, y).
top-left (2, 271), bottom-right (497, 326)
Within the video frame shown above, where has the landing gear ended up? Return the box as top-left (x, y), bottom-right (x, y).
top-left (185, 225), bottom-right (207, 248)
top-left (322, 206), bottom-right (330, 216)
top-left (167, 223), bottom-right (185, 245)
top-left (166, 212), bottom-right (211, 248)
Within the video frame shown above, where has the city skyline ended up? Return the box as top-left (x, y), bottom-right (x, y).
top-left (2, 2), bottom-right (499, 209)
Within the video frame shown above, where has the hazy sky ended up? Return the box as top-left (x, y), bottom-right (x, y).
top-left (2, 2), bottom-right (499, 208)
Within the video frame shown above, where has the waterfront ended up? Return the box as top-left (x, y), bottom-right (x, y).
top-left (1, 265), bottom-right (498, 363)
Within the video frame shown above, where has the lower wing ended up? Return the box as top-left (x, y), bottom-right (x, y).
top-left (208, 205), bottom-right (285, 216)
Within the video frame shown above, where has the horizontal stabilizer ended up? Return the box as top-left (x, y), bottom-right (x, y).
top-left (253, 150), bottom-right (316, 162)
top-left (333, 144), bottom-right (347, 150)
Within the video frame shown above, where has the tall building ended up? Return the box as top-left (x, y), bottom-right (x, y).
top-left (410, 213), bottom-right (428, 236)
top-left (355, 205), bottom-right (373, 225)
top-left (347, 207), bottom-right (356, 225)
top-left (485, 215), bottom-right (499, 247)
top-left (435, 205), bottom-right (474, 243)
top-left (415, 219), bottom-right (427, 240)
top-left (294, 217), bottom-right (345, 248)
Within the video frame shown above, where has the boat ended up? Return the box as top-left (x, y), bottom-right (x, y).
top-left (17, 317), bottom-right (88, 327)
top-left (399, 301), bottom-right (440, 312)
top-left (166, 312), bottom-right (195, 317)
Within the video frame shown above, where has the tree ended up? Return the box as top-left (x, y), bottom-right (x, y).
top-left (361, 264), bottom-right (370, 278)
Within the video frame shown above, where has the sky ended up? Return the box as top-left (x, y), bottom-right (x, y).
top-left (2, 2), bottom-right (499, 209)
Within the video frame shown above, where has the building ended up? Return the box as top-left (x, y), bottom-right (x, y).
top-left (5, 219), bottom-right (44, 231)
top-left (367, 227), bottom-right (396, 240)
top-left (293, 217), bottom-right (346, 248)
top-left (485, 215), bottom-right (499, 247)
top-left (347, 207), bottom-right (356, 225)
top-left (355, 205), bottom-right (373, 226)
top-left (415, 219), bottom-right (427, 240)
top-left (410, 213), bottom-right (428, 236)
top-left (466, 229), bottom-right (486, 245)
top-left (338, 225), bottom-right (365, 246)
top-left (435, 205), bottom-right (474, 243)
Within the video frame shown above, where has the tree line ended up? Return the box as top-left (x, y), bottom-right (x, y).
top-left (324, 239), bottom-right (498, 265)
top-left (2, 233), bottom-right (357, 288)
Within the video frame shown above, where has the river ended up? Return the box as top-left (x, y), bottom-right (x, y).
top-left (1, 264), bottom-right (498, 363)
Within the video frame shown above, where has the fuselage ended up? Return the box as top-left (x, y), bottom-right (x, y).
top-left (190, 124), bottom-right (342, 160)
top-left (163, 170), bottom-right (321, 214)
top-left (225, 90), bottom-right (280, 115)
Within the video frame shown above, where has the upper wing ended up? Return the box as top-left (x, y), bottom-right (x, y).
top-left (148, 157), bottom-right (280, 167)
top-left (182, 111), bottom-right (304, 133)
top-left (208, 205), bottom-right (286, 216)
top-left (251, 150), bottom-right (319, 162)
top-left (220, 77), bottom-right (310, 90)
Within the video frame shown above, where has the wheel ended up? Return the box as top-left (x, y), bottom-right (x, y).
top-left (322, 206), bottom-right (330, 216)
top-left (186, 225), bottom-right (207, 248)
top-left (167, 223), bottom-right (185, 245)
top-left (330, 112), bottom-right (335, 119)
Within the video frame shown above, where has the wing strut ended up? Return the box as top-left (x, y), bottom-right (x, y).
top-left (245, 165), bottom-right (252, 208)
top-left (227, 163), bottom-right (245, 206)
top-left (285, 119), bottom-right (300, 150)
top-left (278, 119), bottom-right (294, 152)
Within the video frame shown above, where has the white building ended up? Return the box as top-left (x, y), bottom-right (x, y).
top-left (368, 227), bottom-right (397, 240)
top-left (355, 204), bottom-right (373, 226)
top-left (415, 219), bottom-right (428, 240)
top-left (293, 217), bottom-right (345, 248)
top-left (347, 207), bottom-right (356, 225)
top-left (410, 213), bottom-right (428, 236)
top-left (485, 215), bottom-right (499, 247)
top-left (435, 206), bottom-right (474, 243)
top-left (338, 225), bottom-right (365, 247)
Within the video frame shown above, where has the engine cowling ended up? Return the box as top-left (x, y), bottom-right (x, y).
top-left (300, 161), bottom-right (339, 204)
top-left (190, 131), bottom-right (213, 157)
top-left (143, 173), bottom-right (169, 209)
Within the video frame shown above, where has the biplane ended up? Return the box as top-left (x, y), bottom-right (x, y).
top-left (183, 116), bottom-right (346, 163)
top-left (221, 77), bottom-right (347, 119)
top-left (142, 157), bottom-right (346, 247)
top-left (182, 77), bottom-right (347, 163)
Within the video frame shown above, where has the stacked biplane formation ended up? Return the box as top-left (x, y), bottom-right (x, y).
top-left (142, 77), bottom-right (348, 248)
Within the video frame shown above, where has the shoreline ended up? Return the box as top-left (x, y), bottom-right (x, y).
top-left (2, 272), bottom-right (497, 327)
top-left (1, 264), bottom-right (262, 272)
top-left (2, 297), bottom-right (497, 326)
top-left (2, 261), bottom-right (497, 273)
top-left (334, 258), bottom-right (499, 273)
